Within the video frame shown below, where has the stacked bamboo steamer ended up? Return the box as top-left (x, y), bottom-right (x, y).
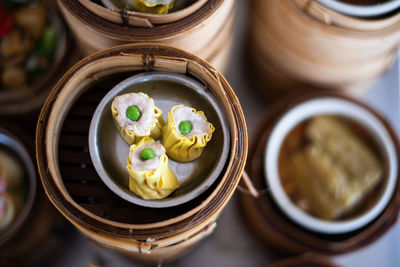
top-left (249, 0), bottom-right (400, 98)
top-left (36, 43), bottom-right (247, 264)
top-left (57, 0), bottom-right (235, 73)
top-left (266, 254), bottom-right (337, 267)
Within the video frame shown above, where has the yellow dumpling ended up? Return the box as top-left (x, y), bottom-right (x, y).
top-left (131, 0), bottom-right (174, 14)
top-left (111, 92), bottom-right (164, 145)
top-left (126, 137), bottom-right (179, 200)
top-left (162, 105), bottom-right (215, 162)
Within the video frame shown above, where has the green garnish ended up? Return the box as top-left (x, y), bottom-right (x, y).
top-left (179, 120), bottom-right (192, 135)
top-left (126, 105), bottom-right (141, 121)
top-left (37, 26), bottom-right (58, 58)
top-left (140, 148), bottom-right (156, 161)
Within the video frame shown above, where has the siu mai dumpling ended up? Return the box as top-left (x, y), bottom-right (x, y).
top-left (126, 137), bottom-right (179, 200)
top-left (162, 105), bottom-right (214, 162)
top-left (132, 0), bottom-right (174, 14)
top-left (112, 92), bottom-right (164, 145)
top-left (288, 115), bottom-right (383, 220)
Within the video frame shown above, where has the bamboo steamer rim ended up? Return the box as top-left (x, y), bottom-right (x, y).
top-left (78, 0), bottom-right (209, 27)
top-left (58, 0), bottom-right (227, 40)
top-left (239, 92), bottom-right (400, 254)
top-left (0, 7), bottom-right (72, 116)
top-left (255, 0), bottom-right (400, 39)
top-left (81, 222), bottom-right (217, 262)
top-left (77, 213), bottom-right (217, 250)
top-left (266, 253), bottom-right (338, 267)
top-left (294, 0), bottom-right (400, 31)
top-left (36, 43), bottom-right (247, 239)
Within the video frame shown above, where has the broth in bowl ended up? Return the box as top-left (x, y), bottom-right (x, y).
top-left (278, 115), bottom-right (386, 221)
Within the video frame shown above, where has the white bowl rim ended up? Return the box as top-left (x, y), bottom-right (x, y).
top-left (316, 0), bottom-right (400, 17)
top-left (264, 97), bottom-right (398, 234)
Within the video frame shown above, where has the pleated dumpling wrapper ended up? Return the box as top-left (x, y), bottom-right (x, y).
top-left (112, 92), bottom-right (164, 145)
top-left (162, 105), bottom-right (215, 162)
top-left (132, 0), bottom-right (174, 14)
top-left (127, 137), bottom-right (179, 200)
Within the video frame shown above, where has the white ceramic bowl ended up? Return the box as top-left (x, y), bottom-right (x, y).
top-left (316, 0), bottom-right (400, 17)
top-left (264, 97), bottom-right (398, 234)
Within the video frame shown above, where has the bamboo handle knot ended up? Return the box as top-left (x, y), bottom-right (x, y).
top-left (138, 241), bottom-right (145, 253)
top-left (238, 171), bottom-right (271, 198)
top-left (142, 54), bottom-right (156, 71)
top-left (239, 171), bottom-right (260, 198)
top-left (120, 8), bottom-right (129, 26)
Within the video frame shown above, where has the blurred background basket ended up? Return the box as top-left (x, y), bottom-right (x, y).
top-left (248, 0), bottom-right (400, 99)
top-left (57, 0), bottom-right (235, 73)
top-left (239, 92), bottom-right (400, 255)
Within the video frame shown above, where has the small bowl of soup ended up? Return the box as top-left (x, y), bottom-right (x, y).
top-left (264, 97), bottom-right (398, 234)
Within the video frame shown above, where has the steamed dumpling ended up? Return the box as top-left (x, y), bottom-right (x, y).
top-left (132, 0), bottom-right (174, 14)
top-left (162, 105), bottom-right (214, 162)
top-left (111, 92), bottom-right (164, 145)
top-left (127, 137), bottom-right (179, 200)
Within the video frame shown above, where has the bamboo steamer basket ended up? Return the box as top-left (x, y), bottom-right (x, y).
top-left (79, 0), bottom-right (209, 26)
top-left (0, 119), bottom-right (61, 267)
top-left (36, 43), bottom-right (247, 263)
top-left (239, 92), bottom-right (400, 255)
top-left (0, 6), bottom-right (74, 120)
top-left (249, 0), bottom-right (400, 98)
top-left (57, 0), bottom-right (235, 73)
top-left (266, 253), bottom-right (338, 267)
